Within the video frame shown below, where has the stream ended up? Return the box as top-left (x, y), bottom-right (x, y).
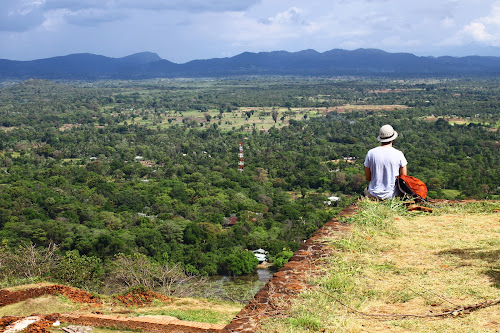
top-left (189, 267), bottom-right (274, 303)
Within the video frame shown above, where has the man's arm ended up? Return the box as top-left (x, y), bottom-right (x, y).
top-left (399, 165), bottom-right (407, 176)
top-left (364, 167), bottom-right (371, 181)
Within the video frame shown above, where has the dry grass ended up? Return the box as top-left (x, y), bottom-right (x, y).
top-left (0, 295), bottom-right (77, 317)
top-left (3, 281), bottom-right (56, 291)
top-left (331, 104), bottom-right (408, 112)
top-left (124, 297), bottom-right (242, 324)
top-left (121, 104), bottom-right (409, 132)
top-left (260, 200), bottom-right (500, 332)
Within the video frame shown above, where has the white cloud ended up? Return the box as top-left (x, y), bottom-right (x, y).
top-left (0, 0), bottom-right (261, 32)
top-left (451, 2), bottom-right (500, 46)
top-left (0, 0), bottom-right (46, 31)
top-left (44, 0), bottom-right (260, 12)
top-left (40, 9), bottom-right (68, 31)
top-left (464, 22), bottom-right (493, 42)
top-left (17, 0), bottom-right (45, 15)
top-left (261, 7), bottom-right (307, 25)
top-left (65, 9), bottom-right (127, 26)
top-left (208, 8), bottom-right (314, 48)
top-left (3, 0), bottom-right (500, 62)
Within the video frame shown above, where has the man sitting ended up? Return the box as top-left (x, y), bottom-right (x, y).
top-left (364, 124), bottom-right (407, 200)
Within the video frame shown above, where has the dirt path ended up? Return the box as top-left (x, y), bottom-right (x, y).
top-left (1, 313), bottom-right (224, 333)
top-left (59, 313), bottom-right (224, 333)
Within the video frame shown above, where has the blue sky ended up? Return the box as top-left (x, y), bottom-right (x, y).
top-left (2, 0), bottom-right (500, 63)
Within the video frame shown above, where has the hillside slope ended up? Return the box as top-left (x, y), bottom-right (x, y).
top-left (3, 201), bottom-right (497, 333)
top-left (260, 199), bottom-right (500, 332)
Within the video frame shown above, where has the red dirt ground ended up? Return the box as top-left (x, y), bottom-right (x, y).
top-left (0, 315), bottom-right (57, 333)
top-left (0, 316), bottom-right (18, 327)
top-left (0, 285), bottom-right (101, 307)
top-left (25, 317), bottom-right (58, 333)
top-left (112, 289), bottom-right (171, 307)
top-left (0, 284), bottom-right (173, 309)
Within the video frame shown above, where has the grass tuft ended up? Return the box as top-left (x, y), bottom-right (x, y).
top-left (144, 308), bottom-right (226, 324)
top-left (431, 201), bottom-right (499, 214)
top-left (287, 315), bottom-right (324, 331)
top-left (342, 197), bottom-right (408, 227)
top-left (0, 295), bottom-right (77, 317)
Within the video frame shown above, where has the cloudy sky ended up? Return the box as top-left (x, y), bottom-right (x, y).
top-left (2, 0), bottom-right (500, 63)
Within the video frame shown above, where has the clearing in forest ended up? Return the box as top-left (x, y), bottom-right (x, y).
top-left (120, 104), bottom-right (408, 132)
top-left (330, 104), bottom-right (408, 113)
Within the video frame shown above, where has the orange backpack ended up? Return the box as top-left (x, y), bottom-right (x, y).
top-left (397, 175), bottom-right (428, 201)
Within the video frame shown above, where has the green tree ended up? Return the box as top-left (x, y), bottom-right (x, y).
top-left (54, 250), bottom-right (104, 291)
top-left (222, 250), bottom-right (258, 276)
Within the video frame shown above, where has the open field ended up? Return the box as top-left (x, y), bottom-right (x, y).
top-left (117, 104), bottom-right (410, 132)
top-left (424, 116), bottom-right (500, 129)
top-left (369, 88), bottom-right (424, 94)
top-left (440, 189), bottom-right (462, 199)
top-left (261, 200), bottom-right (500, 332)
top-left (330, 104), bottom-right (408, 113)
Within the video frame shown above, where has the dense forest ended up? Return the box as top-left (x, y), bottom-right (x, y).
top-left (0, 77), bottom-right (498, 293)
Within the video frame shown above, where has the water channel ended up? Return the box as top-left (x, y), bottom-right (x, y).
top-left (191, 267), bottom-right (274, 303)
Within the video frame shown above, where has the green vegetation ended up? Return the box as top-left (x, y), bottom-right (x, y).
top-left (438, 189), bottom-right (461, 199)
top-left (0, 77), bottom-right (498, 295)
top-left (91, 328), bottom-right (140, 333)
top-left (129, 296), bottom-right (241, 325)
top-left (261, 199), bottom-right (500, 332)
top-left (147, 308), bottom-right (225, 324)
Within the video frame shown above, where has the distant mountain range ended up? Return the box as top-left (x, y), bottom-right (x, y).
top-left (2, 49), bottom-right (500, 79)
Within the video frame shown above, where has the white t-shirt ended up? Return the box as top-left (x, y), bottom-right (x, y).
top-left (364, 146), bottom-right (408, 200)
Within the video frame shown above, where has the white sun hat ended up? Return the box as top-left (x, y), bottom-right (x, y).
top-left (377, 124), bottom-right (398, 142)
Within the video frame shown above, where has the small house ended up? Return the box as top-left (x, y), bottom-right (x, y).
top-left (223, 217), bottom-right (238, 227)
top-left (252, 249), bottom-right (267, 262)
